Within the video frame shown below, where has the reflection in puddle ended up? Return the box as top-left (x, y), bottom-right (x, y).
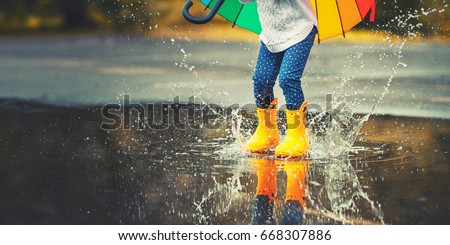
top-left (0, 100), bottom-right (449, 224)
top-left (250, 158), bottom-right (309, 225)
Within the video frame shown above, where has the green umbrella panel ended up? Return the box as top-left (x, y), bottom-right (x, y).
top-left (198, 0), bottom-right (262, 34)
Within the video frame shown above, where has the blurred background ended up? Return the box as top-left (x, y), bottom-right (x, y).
top-left (0, 0), bottom-right (448, 39)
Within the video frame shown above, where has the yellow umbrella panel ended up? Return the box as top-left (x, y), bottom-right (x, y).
top-left (311, 0), bottom-right (377, 42)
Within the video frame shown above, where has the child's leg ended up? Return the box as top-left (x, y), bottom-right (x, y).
top-left (278, 28), bottom-right (316, 110)
top-left (252, 43), bottom-right (283, 108)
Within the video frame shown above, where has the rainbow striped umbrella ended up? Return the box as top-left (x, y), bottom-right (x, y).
top-left (183, 0), bottom-right (376, 42)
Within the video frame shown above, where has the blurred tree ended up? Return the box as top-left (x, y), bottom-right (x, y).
top-left (89, 0), bottom-right (152, 31)
top-left (354, 0), bottom-right (449, 37)
top-left (56, 0), bottom-right (92, 28)
top-left (420, 0), bottom-right (450, 36)
top-left (0, 0), bottom-right (153, 32)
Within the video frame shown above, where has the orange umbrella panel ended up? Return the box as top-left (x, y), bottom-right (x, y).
top-left (310, 0), bottom-right (376, 42)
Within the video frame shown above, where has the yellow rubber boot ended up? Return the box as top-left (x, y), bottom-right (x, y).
top-left (284, 161), bottom-right (309, 208)
top-left (254, 158), bottom-right (277, 202)
top-left (275, 102), bottom-right (309, 158)
top-left (246, 98), bottom-right (279, 153)
top-left (251, 158), bottom-right (277, 225)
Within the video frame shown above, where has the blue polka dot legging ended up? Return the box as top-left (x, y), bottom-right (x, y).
top-left (252, 27), bottom-right (317, 110)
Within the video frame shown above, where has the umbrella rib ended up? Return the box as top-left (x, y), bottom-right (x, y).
top-left (314, 0), bottom-right (320, 43)
top-left (205, 0), bottom-right (213, 10)
top-left (354, 0), bottom-right (364, 20)
top-left (335, 0), bottom-right (345, 38)
top-left (232, 4), bottom-right (245, 28)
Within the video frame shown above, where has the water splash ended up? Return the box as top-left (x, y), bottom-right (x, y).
top-left (307, 159), bottom-right (384, 224)
top-left (193, 169), bottom-right (252, 224)
top-left (175, 47), bottom-right (208, 100)
top-left (220, 7), bottom-right (441, 226)
top-left (307, 6), bottom-right (429, 158)
top-left (198, 2), bottom-right (447, 224)
top-left (302, 12), bottom-right (430, 223)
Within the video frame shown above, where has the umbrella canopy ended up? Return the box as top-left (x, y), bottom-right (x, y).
top-left (183, 0), bottom-right (376, 42)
